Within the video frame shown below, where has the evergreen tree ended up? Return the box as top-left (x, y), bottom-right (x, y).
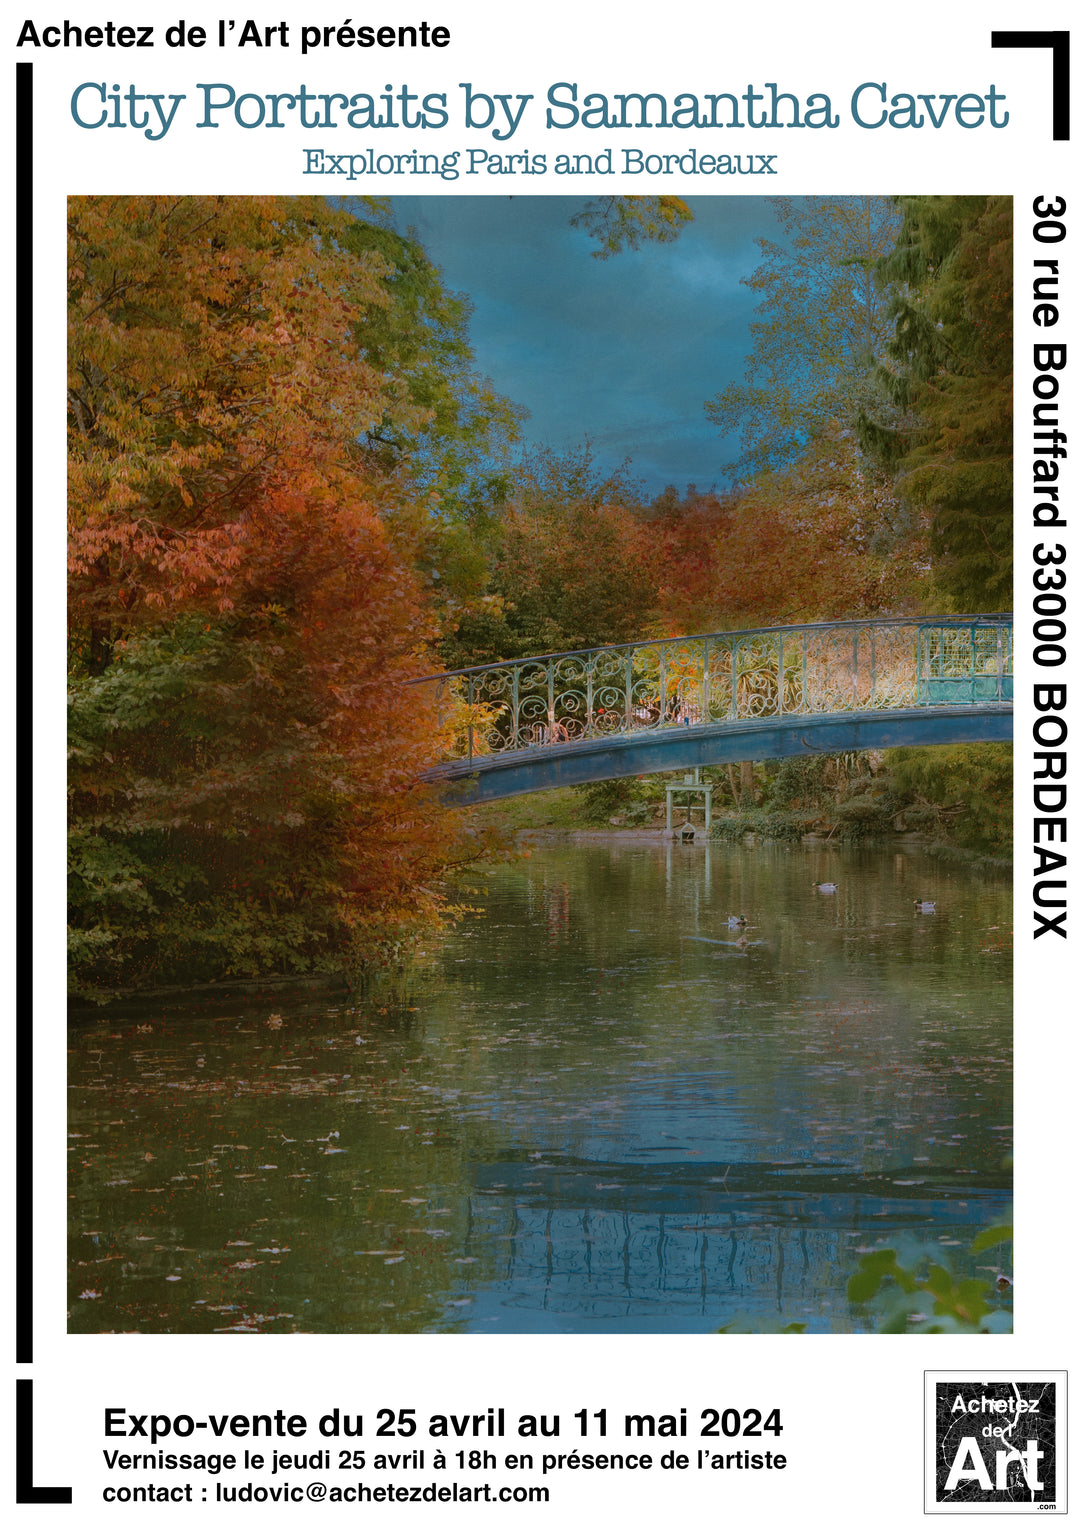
top-left (860, 196), bottom-right (1012, 611)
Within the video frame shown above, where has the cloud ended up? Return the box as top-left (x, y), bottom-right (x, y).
top-left (391, 195), bottom-right (781, 496)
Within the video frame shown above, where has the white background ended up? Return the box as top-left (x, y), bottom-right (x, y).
top-left (3, 1), bottom-right (1074, 1520)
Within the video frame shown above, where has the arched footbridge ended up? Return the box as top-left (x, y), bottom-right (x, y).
top-left (415, 615), bottom-right (1013, 805)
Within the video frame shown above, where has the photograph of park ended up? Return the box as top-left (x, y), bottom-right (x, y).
top-left (68, 194), bottom-right (1012, 1333)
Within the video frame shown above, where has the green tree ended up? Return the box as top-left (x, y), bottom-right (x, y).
top-left (859, 196), bottom-right (1012, 611)
top-left (705, 196), bottom-right (903, 479)
top-left (341, 218), bottom-right (529, 639)
top-left (886, 742), bottom-right (1012, 857)
top-left (345, 218), bottom-right (525, 527)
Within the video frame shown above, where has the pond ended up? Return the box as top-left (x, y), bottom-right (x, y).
top-left (69, 836), bottom-right (1012, 1334)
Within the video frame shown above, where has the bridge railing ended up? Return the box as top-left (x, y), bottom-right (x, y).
top-left (415, 615), bottom-right (1013, 765)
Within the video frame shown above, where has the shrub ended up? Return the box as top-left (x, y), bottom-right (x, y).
top-left (886, 743), bottom-right (1012, 855)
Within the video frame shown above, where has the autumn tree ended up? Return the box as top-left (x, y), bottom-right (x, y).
top-left (706, 196), bottom-right (904, 480)
top-left (68, 197), bottom-right (481, 998)
top-left (859, 195), bottom-right (1012, 611)
top-left (650, 426), bottom-right (928, 633)
top-left (441, 443), bottom-right (658, 666)
top-left (69, 486), bottom-right (472, 990)
top-left (69, 197), bottom-right (398, 653)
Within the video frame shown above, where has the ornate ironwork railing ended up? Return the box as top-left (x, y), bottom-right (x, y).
top-left (415, 615), bottom-right (1013, 765)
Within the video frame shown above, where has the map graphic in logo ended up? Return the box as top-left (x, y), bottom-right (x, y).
top-left (925, 1371), bottom-right (1068, 1515)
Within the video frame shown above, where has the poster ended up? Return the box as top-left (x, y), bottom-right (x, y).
top-left (6, 0), bottom-right (1074, 1518)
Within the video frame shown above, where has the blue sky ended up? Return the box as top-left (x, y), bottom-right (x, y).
top-left (390, 196), bottom-right (781, 501)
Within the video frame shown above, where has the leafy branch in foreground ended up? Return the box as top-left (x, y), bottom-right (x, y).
top-left (569, 195), bottom-right (692, 258)
top-left (846, 1227), bottom-right (1013, 1333)
top-left (716, 1225), bottom-right (1012, 1334)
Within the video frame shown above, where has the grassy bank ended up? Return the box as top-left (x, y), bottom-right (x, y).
top-left (464, 744), bottom-right (1012, 870)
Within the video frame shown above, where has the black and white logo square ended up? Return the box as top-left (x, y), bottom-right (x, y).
top-left (924, 1371), bottom-right (1067, 1514)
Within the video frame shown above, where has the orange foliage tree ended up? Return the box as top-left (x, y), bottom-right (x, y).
top-left (68, 197), bottom-right (474, 998)
top-left (69, 197), bottom-right (402, 647)
top-left (439, 445), bottom-right (659, 666)
top-left (649, 428), bottom-right (929, 635)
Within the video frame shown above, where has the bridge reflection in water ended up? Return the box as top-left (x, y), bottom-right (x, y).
top-left (453, 1159), bottom-right (1011, 1329)
top-left (416, 616), bottom-right (1013, 803)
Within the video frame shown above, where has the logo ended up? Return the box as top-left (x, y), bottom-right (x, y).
top-left (925, 1372), bottom-right (1067, 1515)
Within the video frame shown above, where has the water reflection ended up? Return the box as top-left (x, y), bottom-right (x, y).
top-left (69, 838), bottom-right (1012, 1333)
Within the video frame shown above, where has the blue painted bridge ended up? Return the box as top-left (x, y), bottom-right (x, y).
top-left (415, 615), bottom-right (1013, 805)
